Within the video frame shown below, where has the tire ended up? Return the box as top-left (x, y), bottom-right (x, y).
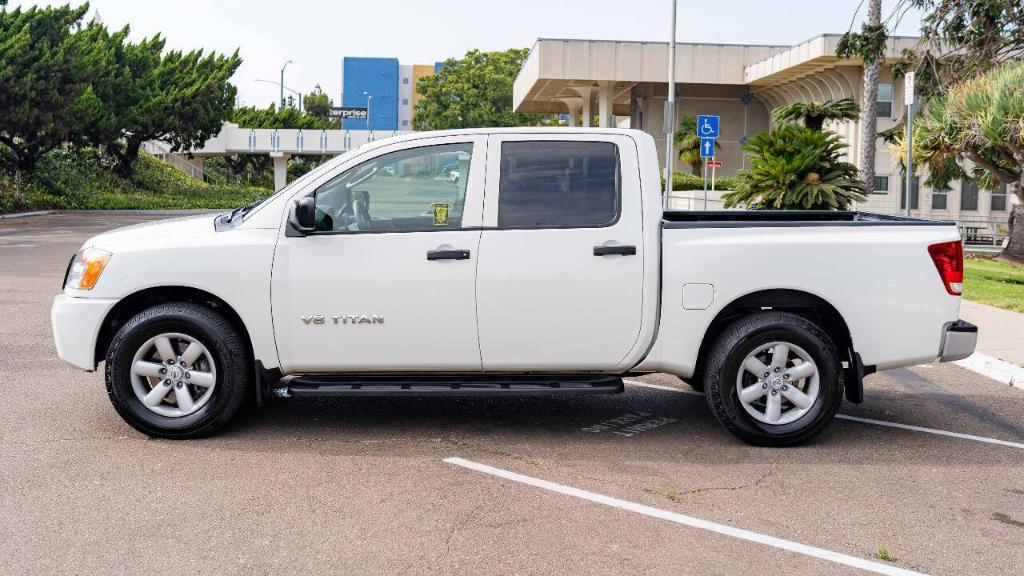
top-left (703, 311), bottom-right (842, 447)
top-left (105, 302), bottom-right (252, 439)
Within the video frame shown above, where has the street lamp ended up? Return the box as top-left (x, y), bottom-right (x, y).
top-left (363, 91), bottom-right (373, 131)
top-left (254, 79), bottom-right (302, 112)
top-left (280, 60), bottom-right (293, 109)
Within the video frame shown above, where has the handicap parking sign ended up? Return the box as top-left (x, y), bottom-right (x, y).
top-left (696, 115), bottom-right (720, 138)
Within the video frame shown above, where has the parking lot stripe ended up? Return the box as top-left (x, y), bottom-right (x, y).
top-left (624, 379), bottom-right (1024, 450)
top-left (835, 414), bottom-right (1024, 449)
top-left (445, 457), bottom-right (928, 576)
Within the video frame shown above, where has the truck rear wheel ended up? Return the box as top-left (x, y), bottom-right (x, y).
top-left (703, 311), bottom-right (842, 446)
top-left (104, 302), bottom-right (251, 439)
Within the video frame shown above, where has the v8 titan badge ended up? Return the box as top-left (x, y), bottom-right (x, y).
top-left (432, 202), bottom-right (451, 226)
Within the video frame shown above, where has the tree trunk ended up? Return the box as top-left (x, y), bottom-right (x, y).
top-left (1004, 188), bottom-right (1024, 262)
top-left (857, 0), bottom-right (883, 189)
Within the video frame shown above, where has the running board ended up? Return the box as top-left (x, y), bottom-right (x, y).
top-left (278, 374), bottom-right (624, 398)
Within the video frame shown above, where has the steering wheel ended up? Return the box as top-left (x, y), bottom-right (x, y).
top-left (352, 191), bottom-right (372, 231)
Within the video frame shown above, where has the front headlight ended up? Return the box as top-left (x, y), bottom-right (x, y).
top-left (65, 247), bottom-right (112, 290)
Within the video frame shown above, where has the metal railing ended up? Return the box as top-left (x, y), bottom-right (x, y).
top-left (140, 142), bottom-right (226, 185)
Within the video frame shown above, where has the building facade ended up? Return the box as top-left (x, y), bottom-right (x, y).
top-left (512, 36), bottom-right (1012, 230)
top-left (342, 57), bottom-right (438, 132)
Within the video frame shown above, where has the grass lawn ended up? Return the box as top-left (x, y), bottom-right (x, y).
top-left (963, 257), bottom-right (1024, 314)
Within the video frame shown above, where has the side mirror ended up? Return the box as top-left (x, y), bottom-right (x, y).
top-left (289, 197), bottom-right (317, 234)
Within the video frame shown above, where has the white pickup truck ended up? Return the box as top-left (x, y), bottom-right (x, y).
top-left (51, 128), bottom-right (977, 445)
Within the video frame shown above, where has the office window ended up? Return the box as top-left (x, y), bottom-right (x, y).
top-left (900, 176), bottom-right (919, 210)
top-left (498, 141), bottom-right (620, 229)
top-left (961, 179), bottom-right (979, 211)
top-left (877, 83), bottom-right (894, 118)
top-left (991, 183), bottom-right (1008, 211)
top-left (932, 190), bottom-right (947, 210)
top-left (402, 77), bottom-right (410, 84)
top-left (402, 120), bottom-right (409, 127)
top-left (872, 176), bottom-right (889, 194)
top-left (402, 98), bottom-right (409, 106)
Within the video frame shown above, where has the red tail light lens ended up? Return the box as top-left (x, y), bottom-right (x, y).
top-left (927, 241), bottom-right (963, 296)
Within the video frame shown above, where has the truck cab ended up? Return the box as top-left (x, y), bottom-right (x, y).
top-left (51, 128), bottom-right (976, 445)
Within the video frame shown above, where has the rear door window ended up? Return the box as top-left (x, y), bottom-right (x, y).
top-left (497, 141), bottom-right (620, 228)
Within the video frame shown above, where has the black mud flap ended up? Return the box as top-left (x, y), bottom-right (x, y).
top-left (843, 352), bottom-right (873, 404)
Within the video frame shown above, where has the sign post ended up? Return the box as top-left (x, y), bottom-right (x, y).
top-left (698, 119), bottom-right (719, 211)
top-left (904, 72), bottom-right (915, 217)
top-left (706, 160), bottom-right (723, 210)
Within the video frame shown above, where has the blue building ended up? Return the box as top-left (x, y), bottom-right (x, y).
top-left (342, 57), bottom-right (399, 131)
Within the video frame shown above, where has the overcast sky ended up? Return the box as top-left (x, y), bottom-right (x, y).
top-left (17, 0), bottom-right (924, 108)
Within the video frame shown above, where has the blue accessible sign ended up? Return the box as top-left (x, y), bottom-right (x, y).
top-left (700, 137), bottom-right (716, 158)
top-left (696, 115), bottom-right (720, 138)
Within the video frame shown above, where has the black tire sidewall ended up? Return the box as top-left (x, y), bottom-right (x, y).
top-left (105, 303), bottom-right (249, 437)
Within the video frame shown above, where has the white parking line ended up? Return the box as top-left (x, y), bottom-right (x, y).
top-left (835, 414), bottom-right (1024, 450)
top-left (0, 244), bottom-right (35, 248)
top-left (623, 379), bottom-right (1024, 450)
top-left (445, 457), bottom-right (928, 576)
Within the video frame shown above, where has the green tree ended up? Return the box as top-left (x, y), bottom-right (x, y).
top-left (674, 116), bottom-right (719, 175)
top-left (413, 48), bottom-right (543, 130)
top-left (0, 4), bottom-right (94, 173)
top-left (913, 60), bottom-right (1024, 260)
top-left (83, 29), bottom-right (241, 174)
top-left (837, 0), bottom-right (886, 189)
top-left (723, 125), bottom-right (867, 210)
top-left (772, 99), bottom-right (860, 132)
top-left (303, 84), bottom-right (333, 122)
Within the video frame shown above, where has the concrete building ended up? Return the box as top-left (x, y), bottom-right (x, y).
top-left (343, 57), bottom-right (438, 131)
top-left (513, 35), bottom-right (1013, 231)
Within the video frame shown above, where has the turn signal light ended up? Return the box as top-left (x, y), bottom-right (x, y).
top-left (927, 241), bottom-right (963, 296)
top-left (65, 247), bottom-right (112, 291)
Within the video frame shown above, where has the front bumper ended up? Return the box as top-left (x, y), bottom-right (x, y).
top-left (51, 294), bottom-right (119, 371)
top-left (939, 320), bottom-right (978, 362)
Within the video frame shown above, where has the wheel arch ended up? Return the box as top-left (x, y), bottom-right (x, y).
top-left (94, 286), bottom-right (254, 367)
top-left (693, 288), bottom-right (856, 383)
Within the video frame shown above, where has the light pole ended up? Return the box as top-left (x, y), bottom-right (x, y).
top-left (904, 71), bottom-right (915, 217)
top-left (363, 91), bottom-right (373, 131)
top-left (664, 0), bottom-right (677, 211)
top-left (280, 60), bottom-right (293, 109)
top-left (254, 79), bottom-right (302, 111)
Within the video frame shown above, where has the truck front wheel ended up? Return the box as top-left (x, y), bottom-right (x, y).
top-left (703, 311), bottom-right (842, 446)
top-left (104, 302), bottom-right (252, 439)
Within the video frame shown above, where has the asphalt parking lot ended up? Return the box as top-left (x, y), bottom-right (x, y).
top-left (1, 211), bottom-right (1023, 575)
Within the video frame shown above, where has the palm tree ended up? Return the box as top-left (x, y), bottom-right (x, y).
top-left (674, 116), bottom-right (720, 175)
top-left (858, 0), bottom-right (883, 192)
top-left (772, 99), bottom-right (860, 132)
top-left (723, 125), bottom-right (867, 210)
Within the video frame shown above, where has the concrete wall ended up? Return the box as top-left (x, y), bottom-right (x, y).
top-left (632, 83), bottom-right (770, 177)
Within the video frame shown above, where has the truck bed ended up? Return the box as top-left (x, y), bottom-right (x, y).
top-left (663, 210), bottom-right (954, 228)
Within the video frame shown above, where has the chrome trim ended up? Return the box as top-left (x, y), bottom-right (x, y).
top-left (939, 320), bottom-right (978, 362)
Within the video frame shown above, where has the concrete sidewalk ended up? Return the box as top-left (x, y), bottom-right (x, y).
top-left (960, 299), bottom-right (1024, 366)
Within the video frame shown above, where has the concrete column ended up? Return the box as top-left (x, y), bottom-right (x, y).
top-left (572, 87), bottom-right (597, 127)
top-left (557, 97), bottom-right (582, 127)
top-left (188, 155), bottom-right (205, 182)
top-left (271, 153), bottom-right (290, 191)
top-left (598, 82), bottom-right (615, 128)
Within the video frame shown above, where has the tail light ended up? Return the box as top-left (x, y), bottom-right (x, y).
top-left (927, 241), bottom-right (963, 296)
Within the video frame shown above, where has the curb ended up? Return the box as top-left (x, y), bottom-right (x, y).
top-left (955, 352), bottom-right (1024, 391)
top-left (0, 210), bottom-right (54, 219)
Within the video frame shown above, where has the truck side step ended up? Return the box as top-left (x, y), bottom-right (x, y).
top-left (279, 374), bottom-right (624, 398)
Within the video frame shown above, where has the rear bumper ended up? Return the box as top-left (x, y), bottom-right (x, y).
top-left (939, 320), bottom-right (978, 362)
top-left (51, 294), bottom-right (118, 372)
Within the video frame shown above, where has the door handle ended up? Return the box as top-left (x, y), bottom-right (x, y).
top-left (593, 245), bottom-right (637, 256)
top-left (427, 249), bottom-right (471, 261)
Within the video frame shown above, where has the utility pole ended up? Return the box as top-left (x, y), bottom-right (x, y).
top-left (663, 0), bottom-right (677, 211)
top-left (280, 60), bottom-right (293, 108)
